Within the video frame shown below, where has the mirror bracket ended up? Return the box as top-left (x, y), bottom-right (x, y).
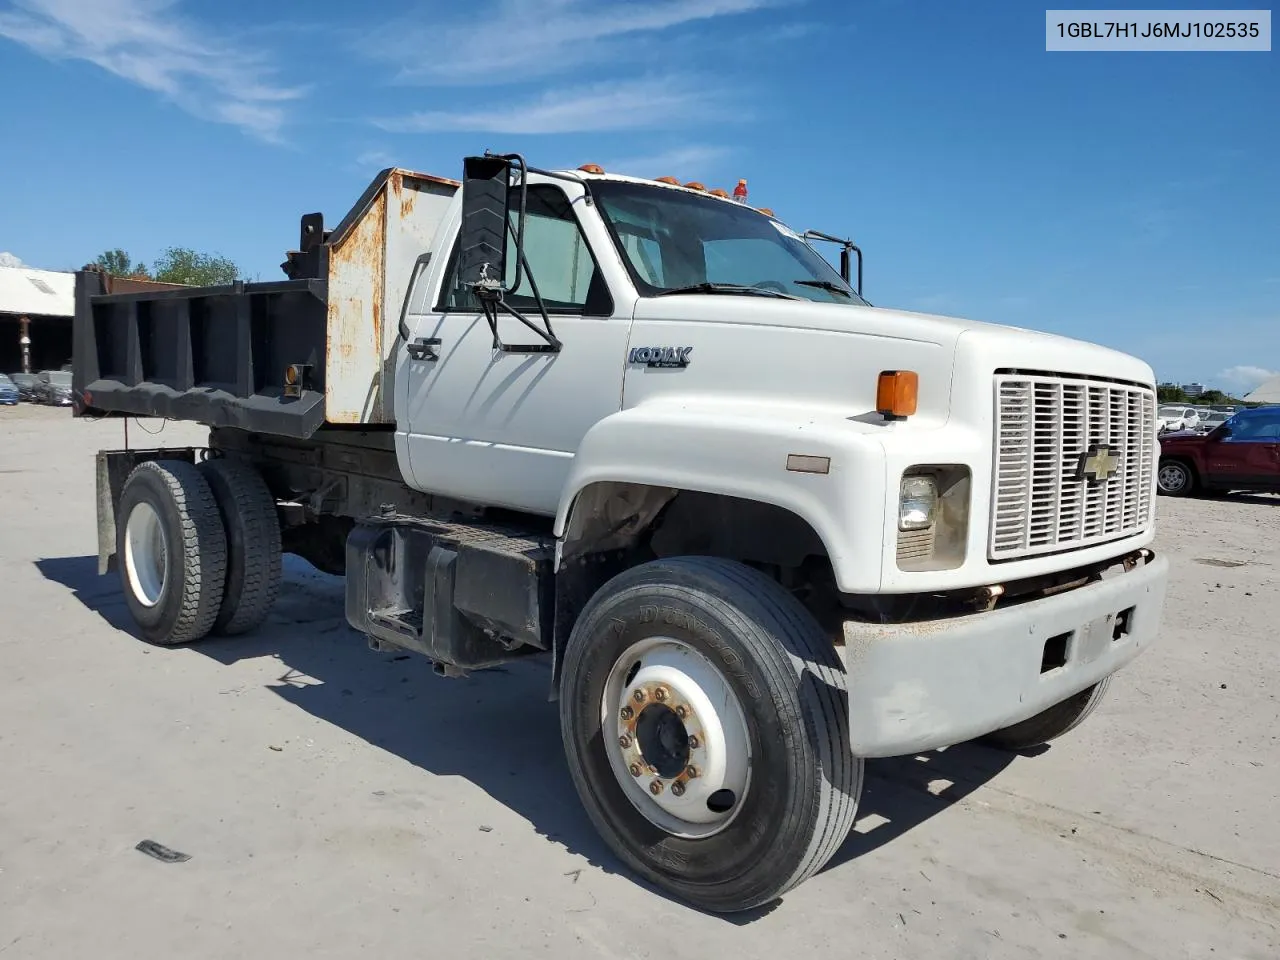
top-left (459, 153), bottom-right (561, 354)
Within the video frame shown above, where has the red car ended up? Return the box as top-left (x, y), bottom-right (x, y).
top-left (1158, 406), bottom-right (1280, 496)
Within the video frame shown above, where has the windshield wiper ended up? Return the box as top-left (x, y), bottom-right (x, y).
top-left (793, 279), bottom-right (852, 297)
top-left (656, 282), bottom-right (800, 301)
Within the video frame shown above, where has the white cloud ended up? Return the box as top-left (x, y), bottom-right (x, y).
top-left (355, 148), bottom-right (397, 169)
top-left (368, 0), bottom-right (786, 85)
top-left (1219, 365), bottom-right (1278, 393)
top-left (0, 0), bottom-right (305, 140)
top-left (374, 77), bottom-right (724, 134)
top-left (0, 252), bottom-right (24, 268)
top-left (599, 144), bottom-right (728, 178)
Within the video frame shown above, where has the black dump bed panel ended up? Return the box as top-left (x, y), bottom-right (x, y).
top-left (73, 271), bottom-right (328, 438)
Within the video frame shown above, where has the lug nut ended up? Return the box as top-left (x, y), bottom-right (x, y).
top-left (649, 780), bottom-right (665, 795)
top-left (619, 705), bottom-right (633, 721)
top-left (654, 686), bottom-right (669, 702)
top-left (671, 781), bottom-right (686, 797)
top-left (618, 734), bottom-right (632, 749)
top-left (629, 762), bottom-right (643, 777)
top-left (632, 689), bottom-right (646, 704)
top-left (685, 765), bottom-right (700, 779)
top-left (674, 705), bottom-right (687, 719)
top-left (687, 735), bottom-right (700, 749)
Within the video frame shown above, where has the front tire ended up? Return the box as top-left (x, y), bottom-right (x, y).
top-left (117, 459), bottom-right (228, 645)
top-left (1157, 459), bottom-right (1195, 496)
top-left (983, 677), bottom-right (1111, 750)
top-left (559, 557), bottom-right (861, 913)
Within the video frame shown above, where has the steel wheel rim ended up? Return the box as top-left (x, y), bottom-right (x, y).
top-left (124, 501), bottom-right (168, 607)
top-left (601, 636), bottom-right (752, 839)
top-left (1158, 463), bottom-right (1186, 491)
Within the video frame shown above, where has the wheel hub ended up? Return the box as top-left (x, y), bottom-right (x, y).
top-left (603, 638), bottom-right (752, 837)
top-left (123, 501), bottom-right (168, 607)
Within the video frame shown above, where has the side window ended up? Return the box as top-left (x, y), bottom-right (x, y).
top-left (439, 185), bottom-right (611, 315)
top-left (1231, 410), bottom-right (1280, 440)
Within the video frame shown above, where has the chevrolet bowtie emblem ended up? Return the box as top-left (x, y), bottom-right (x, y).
top-left (1076, 444), bottom-right (1121, 483)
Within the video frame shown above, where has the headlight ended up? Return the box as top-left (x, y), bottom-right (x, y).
top-left (896, 466), bottom-right (971, 571)
top-left (898, 476), bottom-right (938, 531)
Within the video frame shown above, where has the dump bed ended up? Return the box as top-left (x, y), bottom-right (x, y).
top-left (73, 168), bottom-right (458, 438)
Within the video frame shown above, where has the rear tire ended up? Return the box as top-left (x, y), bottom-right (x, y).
top-left (117, 460), bottom-right (227, 645)
top-left (983, 677), bottom-right (1112, 750)
top-left (559, 557), bottom-right (861, 913)
top-left (200, 458), bottom-right (282, 635)
top-left (1157, 459), bottom-right (1195, 496)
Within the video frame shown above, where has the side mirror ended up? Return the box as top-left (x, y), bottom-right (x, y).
top-left (458, 154), bottom-right (517, 292)
top-left (1211, 425), bottom-right (1231, 440)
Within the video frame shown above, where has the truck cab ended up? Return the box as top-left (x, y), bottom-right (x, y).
top-left (74, 156), bottom-right (1168, 914)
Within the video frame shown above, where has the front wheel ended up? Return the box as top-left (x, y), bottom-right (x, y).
top-left (1157, 459), bottom-right (1195, 496)
top-left (559, 557), bottom-right (861, 913)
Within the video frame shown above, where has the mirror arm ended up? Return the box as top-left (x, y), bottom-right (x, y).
top-left (802, 230), bottom-right (864, 297)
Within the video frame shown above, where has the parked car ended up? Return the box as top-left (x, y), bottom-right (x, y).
top-left (1157, 406), bottom-right (1280, 495)
top-left (1194, 411), bottom-right (1232, 434)
top-left (35, 369), bottom-right (73, 406)
top-left (0, 373), bottom-right (18, 405)
top-left (1157, 404), bottom-right (1199, 433)
top-left (9, 372), bottom-right (38, 401)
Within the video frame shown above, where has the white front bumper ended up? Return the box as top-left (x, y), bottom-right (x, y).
top-left (838, 554), bottom-right (1168, 757)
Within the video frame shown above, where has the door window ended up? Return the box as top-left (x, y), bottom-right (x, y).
top-left (1225, 408), bottom-right (1280, 441)
top-left (439, 185), bottom-right (611, 315)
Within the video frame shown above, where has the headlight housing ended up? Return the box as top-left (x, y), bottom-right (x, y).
top-left (898, 476), bottom-right (937, 530)
top-left (896, 466), bottom-right (971, 571)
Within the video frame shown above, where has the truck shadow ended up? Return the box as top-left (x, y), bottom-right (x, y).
top-left (36, 553), bottom-right (1021, 921)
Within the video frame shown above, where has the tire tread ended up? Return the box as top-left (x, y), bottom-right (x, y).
top-left (200, 458), bottom-right (281, 635)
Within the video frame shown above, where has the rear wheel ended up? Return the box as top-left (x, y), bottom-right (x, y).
top-left (559, 557), bottom-right (861, 913)
top-left (983, 677), bottom-right (1112, 750)
top-left (117, 460), bottom-right (227, 644)
top-left (199, 458), bottom-right (282, 635)
top-left (1157, 459), bottom-right (1195, 496)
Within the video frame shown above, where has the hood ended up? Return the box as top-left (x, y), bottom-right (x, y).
top-left (632, 297), bottom-right (1155, 385)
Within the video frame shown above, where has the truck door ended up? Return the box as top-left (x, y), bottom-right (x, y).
top-left (1204, 408), bottom-right (1280, 488)
top-left (397, 178), bottom-right (629, 515)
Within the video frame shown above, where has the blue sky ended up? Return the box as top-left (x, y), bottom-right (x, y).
top-left (0, 0), bottom-right (1276, 391)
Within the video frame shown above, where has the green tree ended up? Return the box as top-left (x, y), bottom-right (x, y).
top-left (1199, 389), bottom-right (1228, 405)
top-left (1156, 385), bottom-right (1187, 403)
top-left (151, 247), bottom-right (239, 286)
top-left (94, 248), bottom-right (150, 279)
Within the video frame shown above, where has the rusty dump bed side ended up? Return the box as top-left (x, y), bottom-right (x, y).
top-left (72, 167), bottom-right (459, 439)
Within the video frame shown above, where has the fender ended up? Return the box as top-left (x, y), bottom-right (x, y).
top-left (555, 398), bottom-right (894, 593)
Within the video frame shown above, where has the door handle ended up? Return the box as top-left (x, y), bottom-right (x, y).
top-left (406, 337), bottom-right (442, 361)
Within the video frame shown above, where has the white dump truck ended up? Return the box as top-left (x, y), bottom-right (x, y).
top-left (73, 154), bottom-right (1168, 912)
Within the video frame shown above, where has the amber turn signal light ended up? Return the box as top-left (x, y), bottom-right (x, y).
top-left (876, 371), bottom-right (918, 420)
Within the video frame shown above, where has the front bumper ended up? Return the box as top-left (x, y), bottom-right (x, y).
top-left (838, 553), bottom-right (1168, 757)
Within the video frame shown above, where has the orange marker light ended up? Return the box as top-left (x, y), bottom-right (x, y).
top-left (709, 188), bottom-right (729, 198)
top-left (876, 371), bottom-right (918, 421)
top-left (578, 163), bottom-right (605, 174)
top-left (683, 181), bottom-right (706, 191)
top-left (757, 207), bottom-right (774, 217)
top-left (655, 176), bottom-right (680, 184)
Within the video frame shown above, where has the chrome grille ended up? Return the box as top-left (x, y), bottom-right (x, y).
top-left (991, 374), bottom-right (1155, 560)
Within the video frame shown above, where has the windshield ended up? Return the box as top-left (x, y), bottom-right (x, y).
top-left (1158, 406), bottom-right (1187, 417)
top-left (589, 180), bottom-right (867, 306)
top-left (49, 372), bottom-right (72, 386)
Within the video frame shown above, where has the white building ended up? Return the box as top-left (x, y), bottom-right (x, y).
top-left (0, 263), bottom-right (74, 373)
